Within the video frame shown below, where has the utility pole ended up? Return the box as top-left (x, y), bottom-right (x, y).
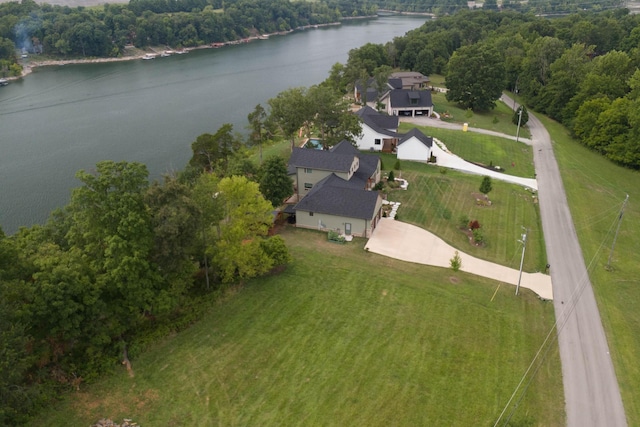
top-left (606, 194), bottom-right (629, 270)
top-left (516, 108), bottom-right (523, 141)
top-left (516, 227), bottom-right (528, 296)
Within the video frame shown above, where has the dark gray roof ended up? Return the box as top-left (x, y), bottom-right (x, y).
top-left (355, 78), bottom-right (380, 101)
top-left (329, 140), bottom-right (360, 155)
top-left (294, 174), bottom-right (380, 220)
top-left (388, 78), bottom-right (403, 90)
top-left (398, 128), bottom-right (433, 148)
top-left (287, 147), bottom-right (355, 174)
top-left (355, 106), bottom-right (398, 137)
top-left (389, 89), bottom-right (433, 109)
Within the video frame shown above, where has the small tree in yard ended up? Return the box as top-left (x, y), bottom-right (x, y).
top-left (512, 105), bottom-right (529, 126)
top-left (388, 170), bottom-right (395, 182)
top-left (479, 176), bottom-right (493, 197)
top-left (473, 228), bottom-right (484, 244)
top-left (450, 251), bottom-right (462, 272)
top-left (259, 156), bottom-right (293, 208)
top-left (458, 214), bottom-right (470, 229)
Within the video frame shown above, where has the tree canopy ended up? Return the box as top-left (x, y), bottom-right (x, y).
top-left (445, 43), bottom-right (506, 111)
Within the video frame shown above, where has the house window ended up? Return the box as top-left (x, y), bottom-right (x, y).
top-left (410, 98), bottom-right (418, 105)
top-left (309, 212), bottom-right (314, 216)
top-left (304, 183), bottom-right (313, 190)
top-left (304, 168), bottom-right (313, 173)
top-left (374, 139), bottom-right (381, 145)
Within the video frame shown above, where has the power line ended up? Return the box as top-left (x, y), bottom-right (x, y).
top-left (493, 205), bottom-right (622, 426)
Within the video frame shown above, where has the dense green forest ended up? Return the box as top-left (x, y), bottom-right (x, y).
top-left (0, 0), bottom-right (374, 75)
top-left (0, 0), bottom-right (627, 76)
top-left (327, 9), bottom-right (640, 168)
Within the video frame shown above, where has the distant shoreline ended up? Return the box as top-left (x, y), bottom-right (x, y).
top-left (10, 21), bottom-right (350, 81)
top-left (5, 13), bottom-right (432, 82)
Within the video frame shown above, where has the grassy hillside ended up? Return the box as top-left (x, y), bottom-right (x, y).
top-left (29, 228), bottom-right (563, 426)
top-left (541, 116), bottom-right (640, 426)
top-left (376, 153), bottom-right (546, 273)
top-left (430, 90), bottom-right (531, 139)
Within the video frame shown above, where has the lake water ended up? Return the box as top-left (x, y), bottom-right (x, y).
top-left (0, 16), bottom-right (427, 234)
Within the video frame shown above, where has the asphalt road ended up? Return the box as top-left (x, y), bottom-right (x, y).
top-left (404, 97), bottom-right (628, 426)
top-left (507, 95), bottom-right (627, 427)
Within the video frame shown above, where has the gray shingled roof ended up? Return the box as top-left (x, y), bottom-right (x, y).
top-left (287, 147), bottom-right (355, 174)
top-left (355, 106), bottom-right (399, 137)
top-left (329, 140), bottom-right (359, 155)
top-left (388, 78), bottom-right (403, 89)
top-left (398, 128), bottom-right (433, 148)
top-left (294, 174), bottom-right (380, 220)
top-left (328, 140), bottom-right (380, 189)
top-left (389, 89), bottom-right (433, 109)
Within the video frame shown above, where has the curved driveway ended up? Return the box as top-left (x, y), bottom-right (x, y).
top-left (365, 218), bottom-right (553, 299)
top-left (403, 97), bottom-right (627, 426)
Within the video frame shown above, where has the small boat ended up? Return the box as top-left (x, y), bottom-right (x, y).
top-left (176, 49), bottom-right (188, 54)
top-left (258, 35), bottom-right (269, 40)
top-left (142, 53), bottom-right (156, 60)
top-left (0, 78), bottom-right (8, 86)
top-left (160, 52), bottom-right (171, 57)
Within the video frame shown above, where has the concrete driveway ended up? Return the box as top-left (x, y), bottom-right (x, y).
top-left (365, 218), bottom-right (553, 300)
top-left (402, 115), bottom-right (538, 190)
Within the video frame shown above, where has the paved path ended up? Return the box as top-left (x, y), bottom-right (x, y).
top-left (401, 115), bottom-right (538, 190)
top-left (429, 138), bottom-right (538, 190)
top-left (516, 94), bottom-right (628, 427)
top-left (402, 114), bottom-right (533, 145)
top-left (365, 218), bottom-right (553, 300)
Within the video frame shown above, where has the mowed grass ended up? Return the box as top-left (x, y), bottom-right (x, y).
top-left (376, 154), bottom-right (546, 273)
top-left (398, 122), bottom-right (536, 178)
top-left (540, 116), bottom-right (640, 426)
top-left (30, 228), bottom-right (563, 426)
top-left (428, 80), bottom-right (530, 139)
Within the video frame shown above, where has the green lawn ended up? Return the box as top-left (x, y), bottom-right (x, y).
top-left (29, 228), bottom-right (563, 427)
top-left (428, 73), bottom-right (446, 87)
top-left (540, 116), bottom-right (640, 426)
top-left (398, 122), bottom-right (536, 178)
top-left (431, 91), bottom-right (530, 138)
top-left (376, 154), bottom-right (546, 273)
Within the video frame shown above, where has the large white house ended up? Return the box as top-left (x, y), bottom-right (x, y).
top-left (354, 71), bottom-right (433, 118)
top-left (353, 106), bottom-right (433, 161)
top-left (354, 106), bottom-right (399, 152)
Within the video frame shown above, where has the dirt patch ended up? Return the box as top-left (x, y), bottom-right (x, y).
top-left (72, 391), bottom-right (132, 421)
top-left (136, 389), bottom-right (159, 409)
top-left (449, 276), bottom-right (460, 284)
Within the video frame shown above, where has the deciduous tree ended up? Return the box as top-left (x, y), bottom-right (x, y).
top-left (445, 43), bottom-right (505, 111)
top-left (213, 176), bottom-right (274, 283)
top-left (267, 87), bottom-right (309, 151)
top-left (189, 124), bottom-right (241, 176)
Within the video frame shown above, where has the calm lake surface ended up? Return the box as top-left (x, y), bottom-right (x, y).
top-left (0, 16), bottom-right (427, 234)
